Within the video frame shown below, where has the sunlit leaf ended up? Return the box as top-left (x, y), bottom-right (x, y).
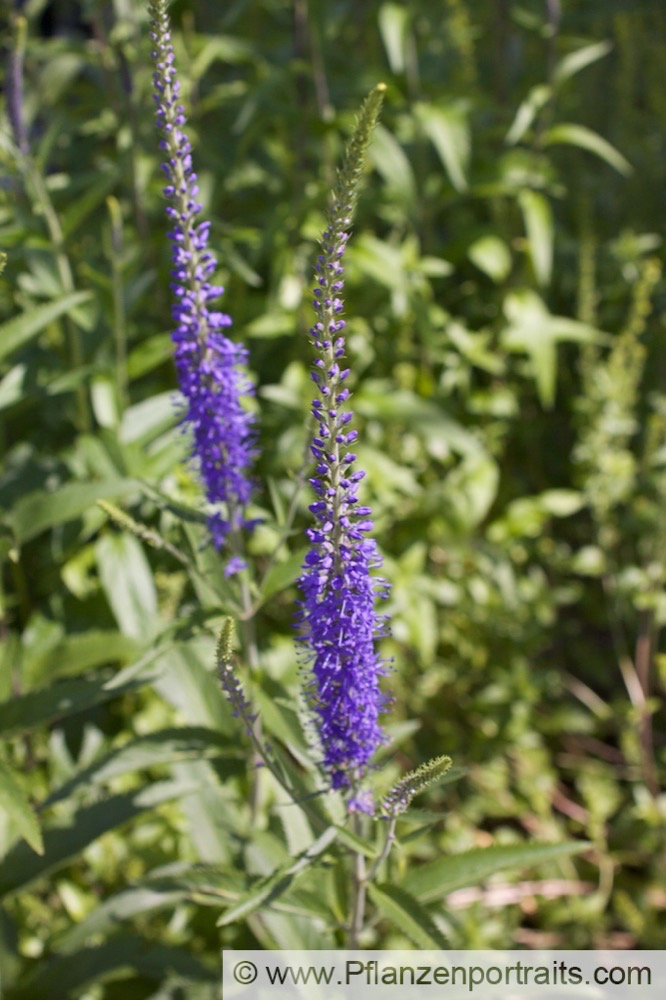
top-left (378, 3), bottom-right (409, 74)
top-left (95, 533), bottom-right (158, 640)
top-left (543, 123), bottom-right (632, 175)
top-left (0, 291), bottom-right (93, 363)
top-left (0, 758), bottom-right (43, 855)
top-left (553, 40), bottom-right (613, 87)
top-left (368, 883), bottom-right (448, 947)
top-left (416, 103), bottom-right (470, 192)
top-left (6, 478), bottom-right (138, 544)
top-left (505, 84), bottom-right (551, 145)
top-left (217, 826), bottom-right (338, 926)
top-left (468, 235), bottom-right (512, 283)
top-left (404, 841), bottom-right (590, 903)
top-left (518, 189), bottom-right (553, 287)
top-left (0, 779), bottom-right (200, 898)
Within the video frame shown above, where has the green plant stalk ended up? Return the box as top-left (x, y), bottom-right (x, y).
top-left (107, 197), bottom-right (128, 410)
top-left (367, 814), bottom-right (398, 881)
top-left (22, 157), bottom-right (90, 431)
top-left (349, 815), bottom-right (368, 947)
top-left (8, 14), bottom-right (88, 428)
top-left (227, 508), bottom-right (266, 821)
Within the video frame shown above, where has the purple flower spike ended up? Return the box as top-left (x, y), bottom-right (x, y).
top-left (297, 86), bottom-right (391, 796)
top-left (149, 0), bottom-right (254, 547)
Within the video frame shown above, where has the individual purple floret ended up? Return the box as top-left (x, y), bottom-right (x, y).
top-left (149, 0), bottom-right (254, 546)
top-left (297, 85), bottom-right (390, 795)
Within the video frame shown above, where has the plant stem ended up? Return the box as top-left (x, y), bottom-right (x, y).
top-left (107, 197), bottom-right (128, 410)
top-left (23, 157), bottom-right (90, 431)
top-left (349, 832), bottom-right (367, 947)
top-left (229, 511), bottom-right (265, 821)
top-left (367, 814), bottom-right (397, 882)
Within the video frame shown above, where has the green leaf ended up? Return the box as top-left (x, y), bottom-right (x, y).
top-left (543, 123), bottom-right (632, 176)
top-left (6, 477), bottom-right (138, 544)
top-left (378, 3), bottom-right (409, 74)
top-left (44, 727), bottom-right (242, 808)
top-left (403, 841), bottom-right (590, 904)
top-left (255, 686), bottom-right (310, 760)
top-left (13, 935), bottom-right (214, 1000)
top-left (505, 84), bottom-right (551, 145)
top-left (154, 644), bottom-right (235, 736)
top-left (119, 391), bottom-right (178, 445)
top-left (368, 883), bottom-right (447, 948)
top-left (127, 332), bottom-right (173, 379)
top-left (0, 363), bottom-right (27, 411)
top-left (95, 532), bottom-right (158, 640)
top-left (446, 453), bottom-right (499, 530)
top-left (36, 629), bottom-right (140, 683)
top-left (0, 779), bottom-right (200, 899)
top-left (0, 291), bottom-right (93, 363)
top-left (518, 189), bottom-right (553, 287)
top-left (553, 40), bottom-right (613, 87)
top-left (369, 124), bottom-right (417, 205)
top-left (333, 824), bottom-right (378, 859)
top-left (539, 489), bottom-right (585, 517)
top-left (501, 288), bottom-right (606, 407)
top-left (217, 826), bottom-right (338, 926)
top-left (260, 546), bottom-right (309, 604)
top-left (0, 645), bottom-right (162, 736)
top-left (0, 757), bottom-right (43, 855)
top-left (468, 235), bottom-right (512, 283)
top-left (62, 170), bottom-right (119, 238)
top-left (56, 877), bottom-right (237, 954)
top-left (416, 103), bottom-right (469, 192)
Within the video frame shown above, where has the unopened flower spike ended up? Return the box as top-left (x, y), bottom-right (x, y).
top-left (215, 618), bottom-right (255, 734)
top-left (380, 754), bottom-right (453, 818)
top-left (148, 0), bottom-right (255, 552)
top-left (297, 84), bottom-right (391, 802)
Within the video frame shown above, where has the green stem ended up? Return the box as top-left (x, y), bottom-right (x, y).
top-left (367, 814), bottom-right (397, 882)
top-left (107, 197), bottom-right (128, 410)
top-left (22, 157), bottom-right (90, 431)
top-left (348, 815), bottom-right (367, 947)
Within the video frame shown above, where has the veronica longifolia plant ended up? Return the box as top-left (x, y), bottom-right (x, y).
top-left (149, 0), bottom-right (255, 561)
top-left (297, 85), bottom-right (393, 806)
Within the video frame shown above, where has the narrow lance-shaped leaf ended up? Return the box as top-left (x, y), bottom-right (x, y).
top-left (0, 757), bottom-right (43, 855)
top-left (416, 102), bottom-right (469, 192)
top-left (217, 826), bottom-right (338, 926)
top-left (518, 189), bottom-right (553, 287)
top-left (43, 726), bottom-right (242, 808)
top-left (0, 779), bottom-right (201, 899)
top-left (6, 477), bottom-right (139, 544)
top-left (403, 840), bottom-right (591, 904)
top-left (553, 40), bottom-right (613, 87)
top-left (378, 2), bottom-right (409, 74)
top-left (505, 84), bottom-right (551, 145)
top-left (543, 123), bottom-right (632, 176)
top-left (0, 290), bottom-right (93, 363)
top-left (368, 883), bottom-right (448, 948)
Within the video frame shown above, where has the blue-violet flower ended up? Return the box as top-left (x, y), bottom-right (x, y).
top-left (297, 85), bottom-right (391, 794)
top-left (149, 0), bottom-right (254, 548)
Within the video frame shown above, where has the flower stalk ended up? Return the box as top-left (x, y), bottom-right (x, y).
top-left (297, 84), bottom-right (390, 799)
top-left (149, 0), bottom-right (255, 554)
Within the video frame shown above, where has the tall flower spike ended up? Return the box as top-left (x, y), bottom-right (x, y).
top-left (297, 85), bottom-right (391, 799)
top-left (149, 0), bottom-right (254, 551)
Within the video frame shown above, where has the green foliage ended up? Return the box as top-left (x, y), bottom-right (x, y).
top-left (0, 0), bottom-right (665, 994)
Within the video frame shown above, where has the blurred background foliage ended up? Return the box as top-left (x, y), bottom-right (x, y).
top-left (0, 0), bottom-right (665, 995)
